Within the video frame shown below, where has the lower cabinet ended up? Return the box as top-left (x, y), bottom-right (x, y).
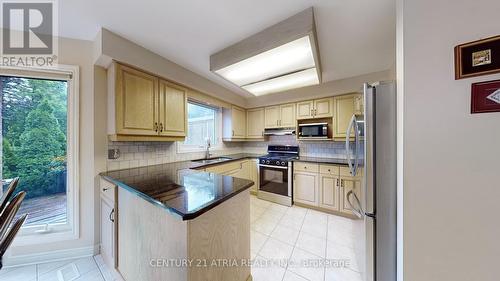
top-left (318, 174), bottom-right (340, 211)
top-left (293, 172), bottom-right (319, 205)
top-left (100, 179), bottom-right (117, 269)
top-left (204, 159), bottom-right (259, 193)
top-left (339, 177), bottom-right (362, 214)
top-left (293, 162), bottom-right (363, 218)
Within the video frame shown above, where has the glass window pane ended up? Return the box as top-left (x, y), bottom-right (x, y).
top-left (184, 102), bottom-right (217, 147)
top-left (1, 76), bottom-right (68, 227)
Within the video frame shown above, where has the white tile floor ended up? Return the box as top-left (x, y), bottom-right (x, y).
top-left (250, 195), bottom-right (362, 281)
top-left (0, 255), bottom-right (113, 281)
top-left (0, 195), bottom-right (362, 281)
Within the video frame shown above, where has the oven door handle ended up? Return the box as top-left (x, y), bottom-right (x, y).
top-left (258, 164), bottom-right (288, 170)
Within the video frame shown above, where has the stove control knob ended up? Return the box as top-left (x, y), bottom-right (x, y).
top-left (276, 160), bottom-right (280, 165)
top-left (281, 161), bottom-right (286, 166)
top-left (261, 159), bottom-right (265, 164)
top-left (266, 160), bottom-right (270, 164)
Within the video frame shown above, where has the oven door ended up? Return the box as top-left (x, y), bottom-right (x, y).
top-left (259, 164), bottom-right (290, 197)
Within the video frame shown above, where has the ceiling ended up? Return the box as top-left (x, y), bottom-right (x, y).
top-left (59, 0), bottom-right (396, 98)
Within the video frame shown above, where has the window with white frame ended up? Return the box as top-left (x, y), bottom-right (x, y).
top-left (178, 101), bottom-right (221, 152)
top-left (0, 66), bottom-right (79, 242)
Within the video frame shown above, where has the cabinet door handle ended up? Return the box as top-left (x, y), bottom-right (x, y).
top-left (102, 187), bottom-right (110, 192)
top-left (336, 179), bottom-right (340, 186)
top-left (159, 123), bottom-right (163, 132)
top-left (341, 179), bottom-right (344, 187)
top-left (109, 208), bottom-right (115, 223)
top-left (154, 122), bottom-right (158, 132)
top-left (232, 130), bottom-right (234, 136)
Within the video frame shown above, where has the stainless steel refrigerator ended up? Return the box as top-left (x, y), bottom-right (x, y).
top-left (345, 81), bottom-right (397, 281)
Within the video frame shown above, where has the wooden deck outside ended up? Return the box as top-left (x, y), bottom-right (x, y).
top-left (14, 193), bottom-right (67, 226)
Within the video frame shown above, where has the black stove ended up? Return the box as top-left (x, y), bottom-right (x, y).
top-left (258, 145), bottom-right (299, 167)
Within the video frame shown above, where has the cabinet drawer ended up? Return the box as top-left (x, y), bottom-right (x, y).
top-left (294, 162), bottom-right (319, 173)
top-left (319, 164), bottom-right (339, 175)
top-left (100, 178), bottom-right (116, 203)
top-left (339, 166), bottom-right (363, 178)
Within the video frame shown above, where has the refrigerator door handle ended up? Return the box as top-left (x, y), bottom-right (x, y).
top-left (353, 116), bottom-right (360, 176)
top-left (345, 115), bottom-right (357, 175)
top-left (346, 190), bottom-right (364, 219)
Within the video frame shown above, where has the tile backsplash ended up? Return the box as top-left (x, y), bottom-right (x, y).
top-left (241, 135), bottom-right (350, 158)
top-left (107, 135), bottom-right (357, 171)
top-left (107, 141), bottom-right (243, 171)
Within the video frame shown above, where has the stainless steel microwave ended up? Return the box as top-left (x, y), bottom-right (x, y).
top-left (298, 123), bottom-right (328, 139)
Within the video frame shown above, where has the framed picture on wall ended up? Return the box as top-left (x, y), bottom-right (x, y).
top-left (455, 35), bottom-right (500, 79)
top-left (471, 79), bottom-right (500, 114)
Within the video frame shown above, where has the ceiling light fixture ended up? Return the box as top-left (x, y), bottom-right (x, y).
top-left (210, 7), bottom-right (321, 96)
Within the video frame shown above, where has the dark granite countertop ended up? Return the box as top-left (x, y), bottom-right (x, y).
top-left (293, 156), bottom-right (364, 166)
top-left (100, 153), bottom-right (264, 220)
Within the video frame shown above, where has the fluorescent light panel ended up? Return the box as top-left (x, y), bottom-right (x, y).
top-left (215, 36), bottom-right (316, 88)
top-left (242, 68), bottom-right (319, 96)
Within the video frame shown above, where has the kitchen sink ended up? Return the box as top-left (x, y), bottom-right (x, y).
top-left (191, 157), bottom-right (232, 164)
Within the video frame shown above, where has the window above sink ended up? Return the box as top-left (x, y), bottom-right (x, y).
top-left (177, 101), bottom-right (222, 153)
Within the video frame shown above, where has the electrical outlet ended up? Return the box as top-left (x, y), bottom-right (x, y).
top-left (108, 148), bottom-right (120, 159)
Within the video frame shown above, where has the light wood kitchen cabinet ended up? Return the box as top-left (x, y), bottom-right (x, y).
top-left (113, 63), bottom-right (159, 136)
top-left (158, 79), bottom-right (187, 137)
top-left (204, 159), bottom-right (259, 192)
top-left (314, 97), bottom-right (334, 118)
top-left (100, 179), bottom-right (117, 269)
top-left (334, 94), bottom-right (361, 139)
top-left (294, 162), bottom-right (363, 218)
top-left (339, 177), bottom-right (362, 215)
top-left (280, 103), bottom-right (296, 127)
top-left (246, 108), bottom-right (265, 138)
top-left (296, 98), bottom-right (334, 119)
top-left (296, 100), bottom-right (314, 119)
top-left (108, 62), bottom-right (187, 141)
top-left (264, 105), bottom-right (281, 128)
top-left (222, 106), bottom-right (247, 140)
top-left (264, 103), bottom-right (296, 128)
top-left (354, 94), bottom-right (364, 115)
top-left (319, 174), bottom-right (340, 211)
top-left (293, 171), bottom-right (319, 206)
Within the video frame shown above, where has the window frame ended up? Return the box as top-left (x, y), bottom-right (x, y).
top-left (0, 65), bottom-right (80, 245)
top-left (177, 100), bottom-right (223, 153)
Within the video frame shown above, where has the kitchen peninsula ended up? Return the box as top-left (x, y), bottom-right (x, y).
top-left (100, 155), bottom-right (260, 281)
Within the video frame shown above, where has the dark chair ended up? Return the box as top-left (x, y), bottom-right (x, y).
top-left (0, 178), bottom-right (28, 270)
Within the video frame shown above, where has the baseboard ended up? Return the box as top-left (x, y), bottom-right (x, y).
top-left (2, 244), bottom-right (99, 268)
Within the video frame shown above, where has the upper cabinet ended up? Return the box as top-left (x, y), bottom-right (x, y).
top-left (296, 100), bottom-right (314, 119)
top-left (264, 103), bottom-right (296, 129)
top-left (296, 97), bottom-right (334, 119)
top-left (246, 108), bottom-right (265, 139)
top-left (314, 98), bottom-right (334, 118)
top-left (264, 106), bottom-right (280, 128)
top-left (223, 105), bottom-right (247, 140)
top-left (333, 93), bottom-right (362, 140)
top-left (280, 103), bottom-right (296, 127)
top-left (108, 62), bottom-right (187, 141)
top-left (158, 80), bottom-right (187, 137)
top-left (114, 63), bottom-right (159, 136)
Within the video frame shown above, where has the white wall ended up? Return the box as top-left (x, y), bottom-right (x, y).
top-left (399, 0), bottom-right (500, 280)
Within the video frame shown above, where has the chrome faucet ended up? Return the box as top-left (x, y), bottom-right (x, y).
top-left (205, 137), bottom-right (212, 159)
